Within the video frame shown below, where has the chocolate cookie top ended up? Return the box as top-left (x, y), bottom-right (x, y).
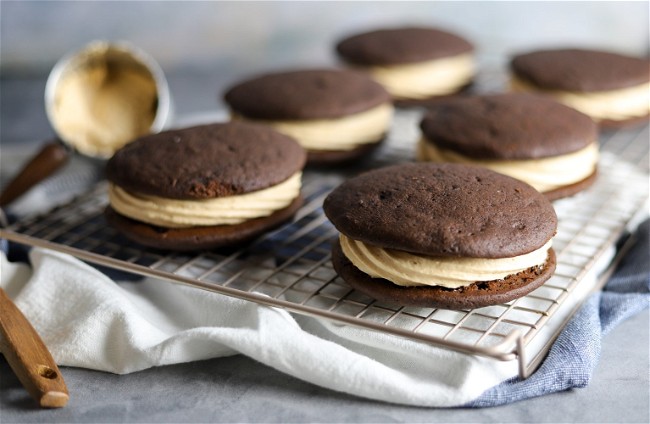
top-left (510, 48), bottom-right (650, 92)
top-left (323, 163), bottom-right (557, 258)
top-left (420, 93), bottom-right (598, 159)
top-left (336, 27), bottom-right (473, 66)
top-left (223, 69), bottom-right (390, 120)
top-left (106, 121), bottom-right (306, 200)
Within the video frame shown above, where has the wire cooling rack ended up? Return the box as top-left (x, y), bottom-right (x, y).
top-left (1, 96), bottom-right (648, 379)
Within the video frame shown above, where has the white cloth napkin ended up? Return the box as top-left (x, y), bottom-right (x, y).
top-left (1, 247), bottom-right (518, 407)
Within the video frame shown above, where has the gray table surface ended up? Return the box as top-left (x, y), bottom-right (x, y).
top-left (1, 75), bottom-right (648, 423)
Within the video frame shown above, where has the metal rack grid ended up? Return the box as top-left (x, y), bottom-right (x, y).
top-left (2, 109), bottom-right (648, 378)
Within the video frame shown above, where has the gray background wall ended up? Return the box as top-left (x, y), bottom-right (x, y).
top-left (2, 1), bottom-right (648, 74)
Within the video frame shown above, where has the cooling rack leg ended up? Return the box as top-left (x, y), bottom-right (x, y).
top-left (517, 334), bottom-right (529, 379)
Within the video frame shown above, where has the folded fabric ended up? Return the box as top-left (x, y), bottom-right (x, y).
top-left (1, 219), bottom-right (648, 407)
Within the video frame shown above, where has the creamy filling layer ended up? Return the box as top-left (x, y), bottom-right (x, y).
top-left (108, 172), bottom-right (302, 228)
top-left (363, 53), bottom-right (475, 99)
top-left (233, 103), bottom-right (393, 151)
top-left (52, 63), bottom-right (158, 158)
top-left (510, 77), bottom-right (650, 121)
top-left (340, 234), bottom-right (553, 289)
top-left (417, 139), bottom-right (599, 193)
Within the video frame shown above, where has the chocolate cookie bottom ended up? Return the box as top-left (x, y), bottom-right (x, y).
top-left (392, 83), bottom-right (474, 109)
top-left (306, 137), bottom-right (385, 166)
top-left (331, 241), bottom-right (556, 310)
top-left (599, 113), bottom-right (650, 130)
top-left (105, 195), bottom-right (303, 251)
top-left (544, 168), bottom-right (598, 201)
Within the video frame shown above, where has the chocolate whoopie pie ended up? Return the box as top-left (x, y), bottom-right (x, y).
top-left (105, 121), bottom-right (306, 251)
top-left (335, 27), bottom-right (475, 106)
top-left (510, 48), bottom-right (650, 128)
top-left (223, 69), bottom-right (393, 165)
top-left (418, 93), bottom-right (599, 200)
top-left (323, 163), bottom-right (558, 310)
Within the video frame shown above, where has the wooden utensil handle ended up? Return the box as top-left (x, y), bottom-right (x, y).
top-left (0, 140), bottom-right (70, 208)
top-left (0, 287), bottom-right (69, 408)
